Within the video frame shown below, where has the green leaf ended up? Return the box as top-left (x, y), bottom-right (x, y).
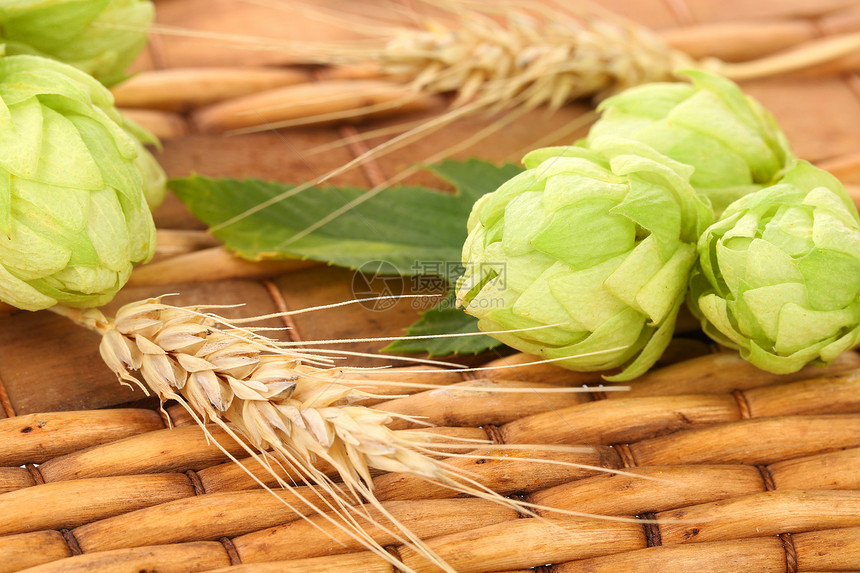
top-left (383, 292), bottom-right (504, 356)
top-left (169, 158), bottom-right (522, 277)
top-left (425, 158), bottom-right (524, 204)
top-left (170, 158), bottom-right (522, 356)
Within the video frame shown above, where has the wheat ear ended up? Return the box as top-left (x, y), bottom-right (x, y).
top-left (380, 11), bottom-right (698, 110)
top-left (53, 299), bottom-right (448, 483)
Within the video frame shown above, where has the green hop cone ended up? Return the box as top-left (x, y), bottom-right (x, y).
top-left (0, 0), bottom-right (154, 86)
top-left (586, 70), bottom-right (793, 215)
top-left (456, 138), bottom-right (714, 381)
top-left (689, 160), bottom-right (860, 374)
top-left (0, 54), bottom-right (157, 311)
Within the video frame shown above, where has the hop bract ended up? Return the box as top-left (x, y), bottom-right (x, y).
top-left (0, 0), bottom-right (154, 86)
top-left (587, 70), bottom-right (793, 215)
top-left (456, 139), bottom-right (713, 380)
top-left (690, 160), bottom-right (860, 374)
top-left (0, 55), bottom-right (156, 311)
top-left (123, 117), bottom-right (167, 210)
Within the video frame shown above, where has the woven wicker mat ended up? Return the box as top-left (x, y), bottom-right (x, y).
top-left (2, 0), bottom-right (860, 571)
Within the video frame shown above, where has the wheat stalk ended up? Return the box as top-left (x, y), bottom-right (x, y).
top-left (213, 0), bottom-right (860, 133)
top-left (211, 6), bottom-right (703, 137)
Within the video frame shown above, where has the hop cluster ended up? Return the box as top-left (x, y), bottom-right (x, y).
top-left (0, 55), bottom-right (158, 311)
top-left (457, 138), bottom-right (713, 380)
top-left (461, 70), bottom-right (860, 375)
top-left (690, 161), bottom-right (860, 373)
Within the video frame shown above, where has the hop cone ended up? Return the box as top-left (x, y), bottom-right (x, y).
top-left (0, 0), bottom-right (154, 86)
top-left (689, 160), bottom-right (860, 374)
top-left (0, 55), bottom-right (156, 311)
top-left (456, 139), bottom-right (713, 380)
top-left (587, 70), bottom-right (793, 215)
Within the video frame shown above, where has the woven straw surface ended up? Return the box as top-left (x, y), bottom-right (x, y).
top-left (2, 0), bottom-right (860, 571)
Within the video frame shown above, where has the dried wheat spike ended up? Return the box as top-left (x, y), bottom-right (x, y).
top-left (59, 298), bottom-right (444, 490)
top-left (379, 13), bottom-right (702, 109)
